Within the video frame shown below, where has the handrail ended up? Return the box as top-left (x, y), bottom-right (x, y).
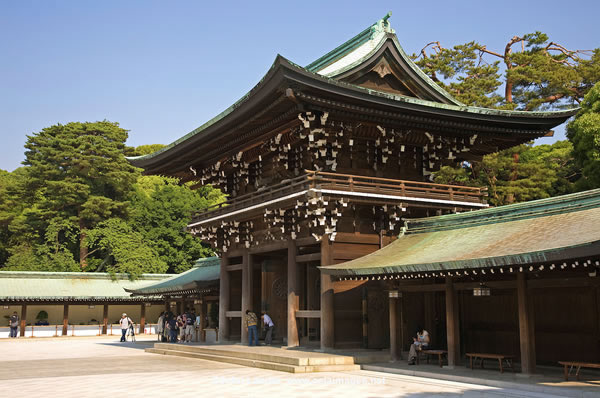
top-left (190, 170), bottom-right (487, 224)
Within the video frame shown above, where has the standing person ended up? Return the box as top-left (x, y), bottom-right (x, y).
top-left (119, 313), bottom-right (133, 342)
top-left (167, 315), bottom-right (178, 343)
top-left (9, 311), bottom-right (19, 338)
top-left (408, 327), bottom-right (430, 365)
top-left (261, 312), bottom-right (275, 345)
top-left (245, 310), bottom-right (258, 346)
top-left (156, 312), bottom-right (164, 342)
top-left (184, 312), bottom-right (194, 343)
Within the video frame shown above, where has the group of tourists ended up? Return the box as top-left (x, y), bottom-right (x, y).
top-left (156, 310), bottom-right (197, 343)
top-left (244, 310), bottom-right (274, 346)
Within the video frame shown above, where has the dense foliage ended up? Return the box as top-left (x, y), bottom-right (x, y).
top-left (415, 33), bottom-right (600, 199)
top-left (0, 122), bottom-right (223, 278)
top-left (567, 82), bottom-right (600, 189)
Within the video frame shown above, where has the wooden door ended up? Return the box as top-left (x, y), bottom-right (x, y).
top-left (261, 259), bottom-right (288, 342)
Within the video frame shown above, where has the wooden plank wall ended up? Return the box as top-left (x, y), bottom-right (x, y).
top-left (532, 286), bottom-right (599, 364)
top-left (331, 233), bottom-right (382, 347)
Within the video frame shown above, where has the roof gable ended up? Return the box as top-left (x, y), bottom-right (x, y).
top-left (306, 12), bottom-right (462, 105)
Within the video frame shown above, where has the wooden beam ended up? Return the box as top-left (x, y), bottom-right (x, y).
top-left (225, 311), bottom-right (242, 318)
top-left (102, 304), bottom-right (108, 335)
top-left (226, 263), bottom-right (243, 272)
top-left (295, 310), bottom-right (321, 318)
top-left (62, 304), bottom-right (69, 336)
top-left (241, 250), bottom-right (250, 344)
top-left (517, 273), bottom-right (536, 374)
top-left (20, 305), bottom-right (27, 337)
top-left (218, 255), bottom-right (230, 341)
top-left (140, 304), bottom-right (146, 334)
top-left (445, 277), bottom-right (459, 367)
top-left (249, 239), bottom-right (289, 254)
top-left (288, 239), bottom-right (299, 347)
top-left (320, 235), bottom-right (335, 350)
top-left (295, 236), bottom-right (318, 247)
top-left (389, 296), bottom-right (398, 361)
top-left (296, 253), bottom-right (321, 263)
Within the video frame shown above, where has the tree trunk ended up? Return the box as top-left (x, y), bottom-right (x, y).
top-left (79, 217), bottom-right (88, 270)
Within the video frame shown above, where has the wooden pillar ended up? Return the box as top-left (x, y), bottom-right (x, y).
top-left (445, 277), bottom-right (459, 367)
top-left (164, 298), bottom-right (170, 312)
top-left (62, 304), bottom-right (69, 336)
top-left (218, 254), bottom-right (230, 341)
top-left (102, 304), bottom-right (108, 334)
top-left (389, 295), bottom-right (398, 361)
top-left (241, 250), bottom-right (250, 344)
top-left (198, 297), bottom-right (206, 342)
top-left (517, 273), bottom-right (536, 374)
top-left (361, 286), bottom-right (368, 348)
top-left (20, 305), bottom-right (27, 337)
top-left (140, 303), bottom-right (146, 334)
top-left (287, 239), bottom-right (299, 347)
top-left (320, 235), bottom-right (335, 350)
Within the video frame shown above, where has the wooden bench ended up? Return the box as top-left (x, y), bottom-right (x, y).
top-left (416, 349), bottom-right (448, 367)
top-left (559, 361), bottom-right (600, 381)
top-left (466, 353), bottom-right (514, 373)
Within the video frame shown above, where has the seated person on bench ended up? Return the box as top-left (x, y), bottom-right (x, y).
top-left (408, 327), bottom-right (430, 365)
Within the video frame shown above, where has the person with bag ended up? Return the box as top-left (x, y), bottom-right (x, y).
top-left (9, 312), bottom-right (19, 338)
top-left (119, 313), bottom-right (133, 342)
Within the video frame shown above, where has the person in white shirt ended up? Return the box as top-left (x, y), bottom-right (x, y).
top-left (119, 313), bottom-right (133, 342)
top-left (261, 312), bottom-right (275, 345)
top-left (408, 327), bottom-right (430, 365)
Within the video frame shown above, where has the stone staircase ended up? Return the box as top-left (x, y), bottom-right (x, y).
top-left (146, 343), bottom-right (389, 373)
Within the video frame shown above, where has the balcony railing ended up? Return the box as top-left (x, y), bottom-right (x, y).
top-left (189, 170), bottom-right (487, 226)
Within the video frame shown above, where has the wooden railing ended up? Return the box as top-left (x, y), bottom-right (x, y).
top-left (189, 171), bottom-right (487, 225)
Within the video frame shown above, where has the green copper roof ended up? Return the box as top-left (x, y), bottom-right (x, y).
top-left (320, 189), bottom-right (600, 276)
top-left (306, 12), bottom-right (392, 73)
top-left (125, 257), bottom-right (220, 295)
top-left (128, 16), bottom-right (578, 172)
top-left (0, 271), bottom-right (170, 301)
top-left (306, 12), bottom-right (463, 106)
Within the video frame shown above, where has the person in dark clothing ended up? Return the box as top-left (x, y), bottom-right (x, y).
top-left (167, 316), bottom-right (178, 343)
top-left (9, 312), bottom-right (19, 338)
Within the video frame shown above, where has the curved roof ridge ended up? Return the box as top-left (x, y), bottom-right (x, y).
top-left (407, 188), bottom-right (600, 233)
top-left (305, 12), bottom-right (393, 73)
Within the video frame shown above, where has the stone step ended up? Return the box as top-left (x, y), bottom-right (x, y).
top-left (146, 347), bottom-right (361, 373)
top-left (152, 343), bottom-right (356, 366)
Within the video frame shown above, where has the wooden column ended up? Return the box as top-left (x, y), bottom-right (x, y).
top-left (199, 297), bottom-right (206, 342)
top-left (361, 286), bottom-right (368, 348)
top-left (389, 295), bottom-right (398, 361)
top-left (102, 304), bottom-right (108, 334)
top-left (241, 250), bottom-right (250, 344)
top-left (218, 254), bottom-right (230, 341)
top-left (140, 303), bottom-right (146, 334)
top-left (62, 304), bottom-right (69, 336)
top-left (287, 239), bottom-right (299, 347)
top-left (164, 298), bottom-right (170, 312)
top-left (445, 277), bottom-right (459, 367)
top-left (517, 273), bottom-right (536, 374)
top-left (20, 305), bottom-right (27, 337)
top-left (320, 235), bottom-right (335, 350)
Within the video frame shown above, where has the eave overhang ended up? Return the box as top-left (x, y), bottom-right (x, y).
top-left (320, 189), bottom-right (600, 276)
top-left (129, 56), bottom-right (578, 177)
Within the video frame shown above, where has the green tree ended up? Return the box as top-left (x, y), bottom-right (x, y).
top-left (129, 175), bottom-right (225, 273)
top-left (22, 121), bottom-right (140, 269)
top-left (434, 141), bottom-right (578, 206)
top-left (567, 82), bottom-right (600, 188)
top-left (86, 218), bottom-right (167, 278)
top-left (414, 33), bottom-right (599, 110)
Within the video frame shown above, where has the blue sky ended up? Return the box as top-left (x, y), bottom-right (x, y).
top-left (1, 0), bottom-right (598, 171)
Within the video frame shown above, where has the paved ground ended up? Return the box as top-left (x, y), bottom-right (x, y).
top-left (0, 336), bottom-right (581, 397)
